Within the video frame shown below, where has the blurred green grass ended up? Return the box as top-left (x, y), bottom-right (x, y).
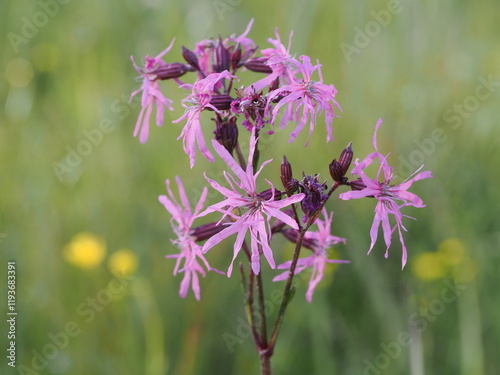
top-left (1, 0), bottom-right (500, 374)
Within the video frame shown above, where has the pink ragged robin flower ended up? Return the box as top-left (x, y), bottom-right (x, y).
top-left (159, 176), bottom-right (221, 300)
top-left (273, 208), bottom-right (349, 302)
top-left (225, 18), bottom-right (256, 52)
top-left (267, 55), bottom-right (341, 144)
top-left (198, 129), bottom-right (305, 276)
top-left (339, 119), bottom-right (433, 269)
top-left (249, 27), bottom-right (296, 92)
top-left (173, 70), bottom-right (235, 168)
top-left (130, 39), bottom-right (176, 143)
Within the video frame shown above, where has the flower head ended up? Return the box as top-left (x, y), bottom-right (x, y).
top-left (199, 129), bottom-right (304, 276)
top-left (249, 28), bottom-right (296, 92)
top-left (267, 55), bottom-right (341, 144)
top-left (273, 209), bottom-right (348, 302)
top-left (339, 119), bottom-right (433, 269)
top-left (159, 176), bottom-right (221, 300)
top-left (130, 39), bottom-right (177, 143)
top-left (173, 71), bottom-right (235, 168)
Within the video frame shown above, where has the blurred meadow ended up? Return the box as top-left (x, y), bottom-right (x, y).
top-left (1, 0), bottom-right (500, 374)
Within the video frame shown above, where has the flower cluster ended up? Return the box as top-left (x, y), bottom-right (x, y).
top-left (131, 20), bottom-right (432, 302)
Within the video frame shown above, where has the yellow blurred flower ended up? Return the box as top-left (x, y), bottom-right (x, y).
top-left (108, 249), bottom-right (138, 276)
top-left (438, 237), bottom-right (466, 266)
top-left (412, 252), bottom-right (447, 281)
top-left (63, 232), bottom-right (106, 270)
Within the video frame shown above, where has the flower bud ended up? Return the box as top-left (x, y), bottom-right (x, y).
top-left (281, 156), bottom-right (299, 195)
top-left (258, 188), bottom-right (283, 201)
top-left (339, 142), bottom-right (353, 176)
top-left (329, 142), bottom-right (353, 183)
top-left (153, 62), bottom-right (191, 80)
top-left (244, 57), bottom-right (273, 74)
top-left (329, 160), bottom-right (343, 182)
top-left (181, 46), bottom-right (201, 71)
top-left (349, 178), bottom-right (367, 191)
top-left (209, 94), bottom-right (233, 111)
top-left (190, 222), bottom-right (225, 242)
top-left (269, 76), bottom-right (280, 92)
top-left (231, 43), bottom-right (242, 71)
top-left (212, 36), bottom-right (230, 73)
top-left (213, 116), bottom-right (238, 154)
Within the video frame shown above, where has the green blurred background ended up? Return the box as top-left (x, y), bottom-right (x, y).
top-left (1, 0), bottom-right (499, 374)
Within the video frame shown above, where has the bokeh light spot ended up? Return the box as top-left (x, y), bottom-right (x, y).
top-left (108, 249), bottom-right (138, 276)
top-left (438, 237), bottom-right (466, 266)
top-left (63, 232), bottom-right (106, 270)
top-left (412, 252), bottom-right (447, 281)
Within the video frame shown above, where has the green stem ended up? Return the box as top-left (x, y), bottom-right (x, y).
top-left (256, 264), bottom-right (271, 374)
top-left (266, 226), bottom-right (307, 355)
top-left (266, 181), bottom-right (342, 355)
top-left (235, 142), bottom-right (247, 170)
top-left (240, 263), bottom-right (260, 348)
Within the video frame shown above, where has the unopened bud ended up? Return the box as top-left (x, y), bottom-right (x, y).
top-left (258, 188), bottom-right (283, 201)
top-left (190, 222), bottom-right (225, 242)
top-left (209, 95), bottom-right (233, 111)
top-left (329, 160), bottom-right (343, 182)
top-left (339, 142), bottom-right (353, 175)
top-left (281, 155), bottom-right (293, 188)
top-left (349, 178), bottom-right (366, 191)
top-left (181, 46), bottom-right (201, 71)
top-left (244, 58), bottom-right (273, 74)
top-left (240, 47), bottom-right (258, 62)
top-left (329, 142), bottom-right (353, 183)
top-left (269, 76), bottom-right (280, 92)
top-left (213, 36), bottom-right (230, 73)
top-left (153, 62), bottom-right (191, 80)
top-left (231, 44), bottom-right (242, 71)
top-left (281, 156), bottom-right (299, 195)
top-left (213, 116), bottom-right (238, 154)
